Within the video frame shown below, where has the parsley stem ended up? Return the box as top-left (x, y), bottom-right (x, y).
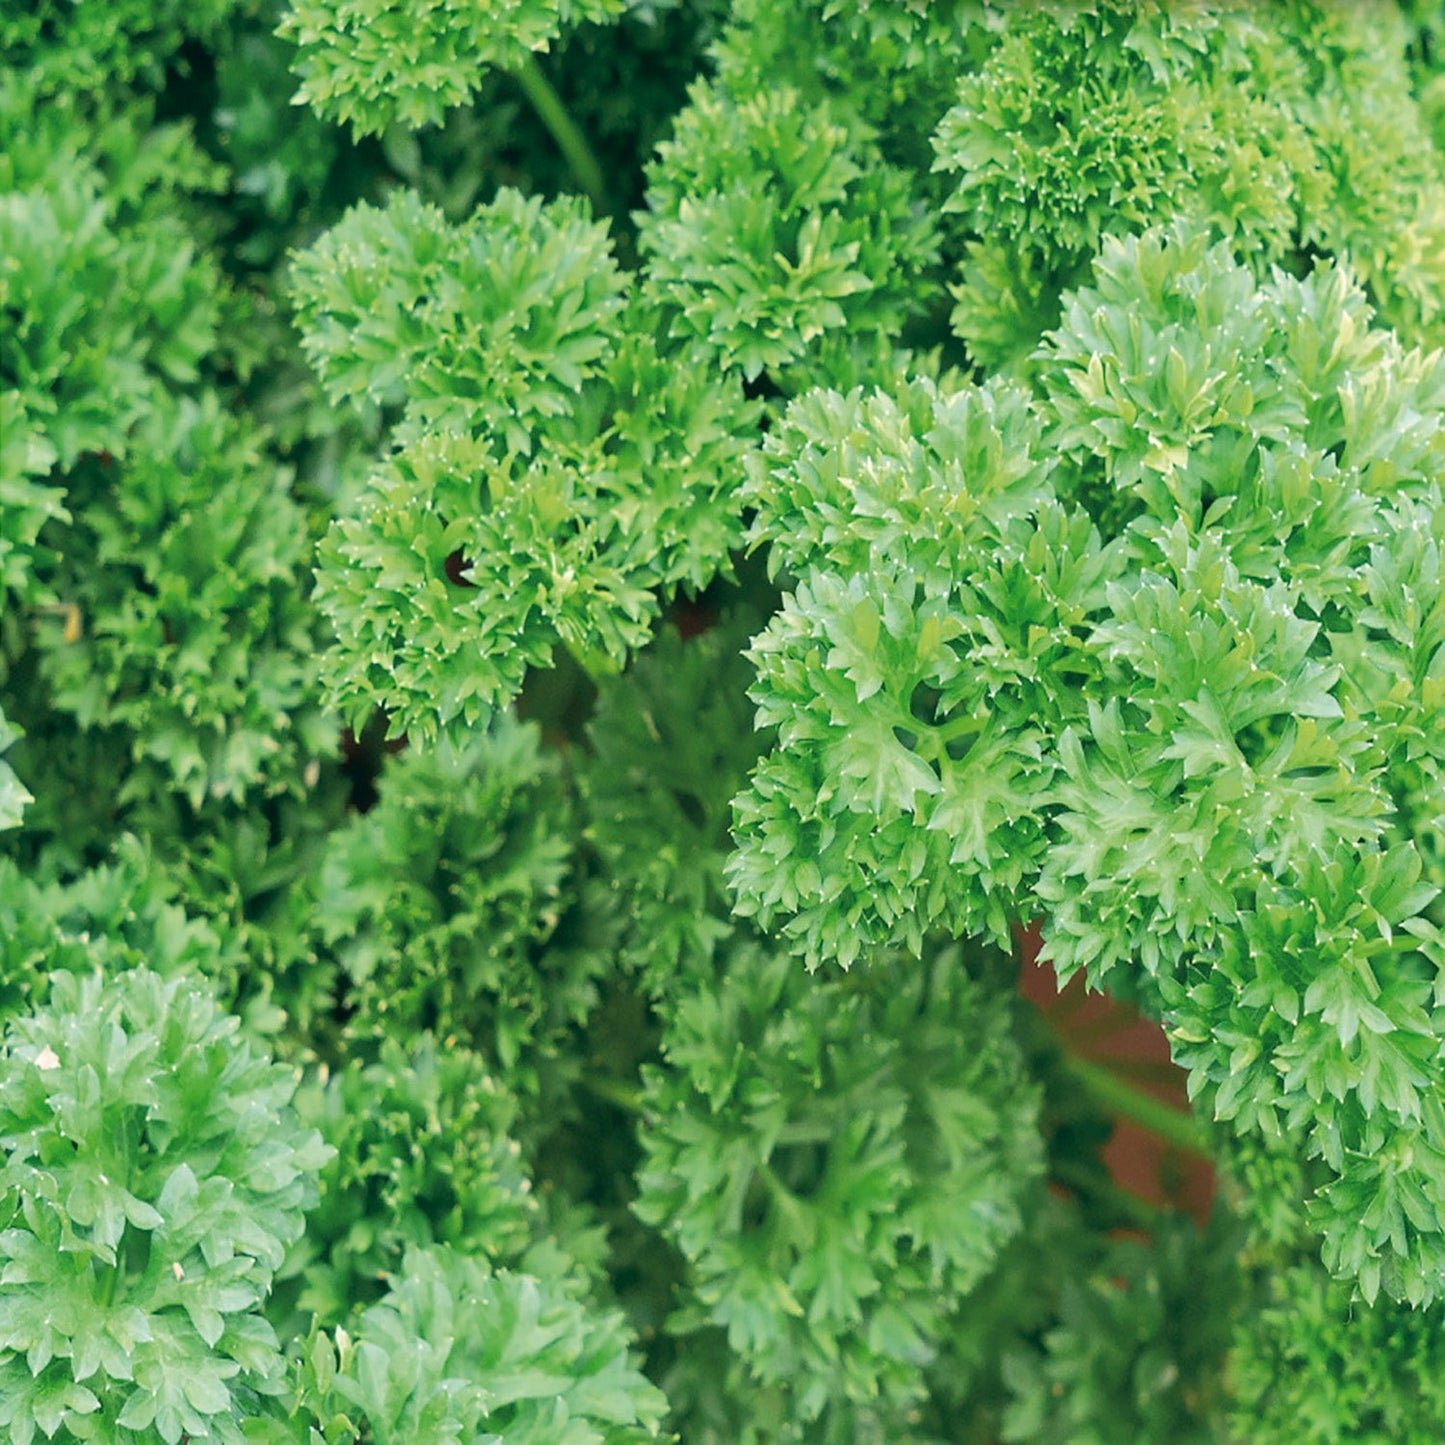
top-left (564, 641), bottom-right (624, 685)
top-left (1097, 1056), bottom-right (1196, 1087)
top-left (583, 1075), bottom-right (644, 1113)
top-left (512, 54), bottom-right (610, 220)
top-left (932, 713), bottom-right (983, 746)
top-left (775, 1118), bottom-right (837, 1148)
top-left (1060, 1053), bottom-right (1209, 1158)
top-left (756, 1159), bottom-right (802, 1215)
top-left (98, 1255), bottom-right (119, 1307)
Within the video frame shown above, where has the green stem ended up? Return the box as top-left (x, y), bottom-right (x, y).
top-left (1013, 926), bottom-right (1210, 1160)
top-left (583, 1075), bottom-right (644, 1114)
top-left (1103, 1057), bottom-right (1198, 1087)
top-left (933, 712), bottom-right (985, 746)
top-left (512, 53), bottom-right (610, 218)
top-left (97, 1246), bottom-right (122, 1308)
top-left (1061, 1053), bottom-right (1209, 1158)
top-left (755, 1158), bottom-right (805, 1219)
top-left (564, 642), bottom-right (623, 687)
top-left (775, 1117), bottom-right (838, 1148)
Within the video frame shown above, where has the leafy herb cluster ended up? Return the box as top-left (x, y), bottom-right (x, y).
top-left (4, 1), bottom-right (1445, 1441)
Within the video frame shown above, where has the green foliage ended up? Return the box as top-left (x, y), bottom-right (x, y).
top-left (281, 0), bottom-right (627, 135)
top-left (0, 838), bottom-right (248, 1028)
top-left (731, 376), bottom-right (1109, 966)
top-left (735, 222), bottom-right (1445, 1309)
top-left (637, 78), bottom-right (940, 390)
top-left (0, 83), bottom-right (225, 477)
top-left (210, 13), bottom-right (355, 271)
top-left (0, 391), bottom-right (64, 607)
top-left (1406, 0), bottom-right (1445, 148)
top-left (655, 1324), bottom-right (938, 1445)
top-left (33, 395), bottom-right (330, 810)
top-left (311, 1244), bottom-right (665, 1442)
top-left (294, 188), bottom-right (756, 739)
top-left (0, 967), bottom-right (331, 1444)
top-left (308, 716), bottom-right (606, 1095)
top-left (0, 708), bottom-right (31, 830)
top-left (291, 1037), bottom-right (537, 1325)
top-left (290, 186), bottom-right (627, 444)
top-left (0, 57), bottom-right (335, 898)
top-left (997, 1211), bottom-right (1239, 1445)
top-left (932, 0), bottom-right (1445, 368)
top-left (636, 940), bottom-right (1042, 1423)
top-left (712, 0), bottom-right (1000, 172)
top-left (1228, 1258), bottom-right (1445, 1444)
top-left (580, 613), bottom-right (770, 989)
top-left (0, 0), bottom-right (243, 98)
top-left (9, 1), bottom-right (1445, 1440)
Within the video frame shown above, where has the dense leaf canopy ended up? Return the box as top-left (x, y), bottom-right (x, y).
top-left (3, 2), bottom-right (1444, 1441)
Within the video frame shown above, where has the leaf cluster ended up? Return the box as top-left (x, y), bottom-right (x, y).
top-left (280, 0), bottom-right (627, 136)
top-left (293, 187), bottom-right (756, 739)
top-left (305, 716), bottom-right (609, 1098)
top-left (735, 222), bottom-right (1445, 1310)
top-left (932, 0), bottom-right (1445, 367)
top-left (288, 1036), bottom-right (537, 1326)
top-left (0, 968), bottom-right (331, 1444)
top-left (295, 1244), bottom-right (667, 1443)
top-left (636, 939), bottom-right (1043, 1426)
top-left (9, 2), bottom-right (1445, 1441)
